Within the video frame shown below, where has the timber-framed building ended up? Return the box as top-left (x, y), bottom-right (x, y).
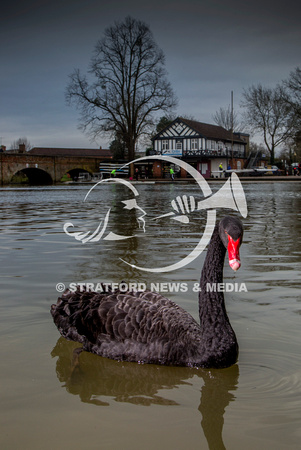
top-left (151, 117), bottom-right (249, 178)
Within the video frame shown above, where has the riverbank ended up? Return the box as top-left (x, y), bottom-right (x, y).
top-left (72, 175), bottom-right (301, 185)
top-left (150, 175), bottom-right (301, 184)
top-left (3, 175), bottom-right (301, 187)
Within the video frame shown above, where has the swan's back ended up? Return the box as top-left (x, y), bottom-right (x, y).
top-left (51, 216), bottom-right (243, 368)
top-left (51, 288), bottom-right (202, 366)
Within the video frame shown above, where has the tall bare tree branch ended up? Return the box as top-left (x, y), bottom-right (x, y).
top-left (212, 106), bottom-right (245, 132)
top-left (66, 16), bottom-right (177, 162)
top-left (241, 83), bottom-right (296, 164)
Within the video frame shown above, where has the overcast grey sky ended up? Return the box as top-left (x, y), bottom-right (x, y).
top-left (1, 0), bottom-right (300, 149)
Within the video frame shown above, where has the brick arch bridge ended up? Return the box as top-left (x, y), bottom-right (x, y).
top-left (0, 149), bottom-right (112, 185)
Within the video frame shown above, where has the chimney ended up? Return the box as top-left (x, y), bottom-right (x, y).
top-left (19, 143), bottom-right (26, 153)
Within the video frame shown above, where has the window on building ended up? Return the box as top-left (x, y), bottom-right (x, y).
top-left (176, 141), bottom-right (182, 150)
top-left (191, 138), bottom-right (198, 150)
top-left (201, 163), bottom-right (208, 174)
top-left (162, 140), bottom-right (169, 151)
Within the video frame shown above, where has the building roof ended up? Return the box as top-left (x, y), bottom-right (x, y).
top-left (28, 147), bottom-right (113, 158)
top-left (179, 118), bottom-right (246, 143)
top-left (153, 117), bottom-right (247, 144)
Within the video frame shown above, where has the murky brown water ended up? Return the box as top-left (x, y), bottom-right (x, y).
top-left (1, 181), bottom-right (301, 449)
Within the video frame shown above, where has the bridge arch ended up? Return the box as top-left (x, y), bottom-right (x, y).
top-left (11, 168), bottom-right (53, 185)
top-left (63, 168), bottom-right (93, 181)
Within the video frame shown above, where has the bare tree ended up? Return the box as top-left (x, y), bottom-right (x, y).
top-left (278, 136), bottom-right (300, 166)
top-left (66, 16), bottom-right (177, 164)
top-left (241, 84), bottom-right (295, 164)
top-left (10, 137), bottom-right (32, 151)
top-left (283, 67), bottom-right (301, 120)
top-left (282, 67), bottom-right (301, 156)
top-left (212, 106), bottom-right (245, 132)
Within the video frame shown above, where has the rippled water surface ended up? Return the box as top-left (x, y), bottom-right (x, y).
top-left (1, 181), bottom-right (301, 449)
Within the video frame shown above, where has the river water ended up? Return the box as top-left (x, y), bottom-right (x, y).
top-left (0, 180), bottom-right (301, 449)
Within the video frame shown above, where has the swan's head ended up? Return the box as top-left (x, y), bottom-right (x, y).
top-left (219, 216), bottom-right (243, 271)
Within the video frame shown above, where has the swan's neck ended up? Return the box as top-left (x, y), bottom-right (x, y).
top-left (200, 225), bottom-right (226, 296)
top-left (198, 225), bottom-right (237, 366)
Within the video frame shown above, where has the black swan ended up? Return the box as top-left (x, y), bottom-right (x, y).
top-left (51, 216), bottom-right (243, 369)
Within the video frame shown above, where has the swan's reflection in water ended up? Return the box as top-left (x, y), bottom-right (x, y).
top-left (51, 337), bottom-right (239, 449)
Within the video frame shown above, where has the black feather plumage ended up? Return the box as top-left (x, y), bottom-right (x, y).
top-left (51, 216), bottom-right (242, 368)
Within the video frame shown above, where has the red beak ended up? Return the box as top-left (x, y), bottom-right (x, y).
top-left (227, 235), bottom-right (241, 271)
